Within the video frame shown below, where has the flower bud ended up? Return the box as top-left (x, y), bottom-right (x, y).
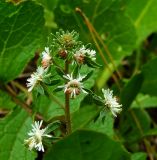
top-left (58, 49), bottom-right (68, 59)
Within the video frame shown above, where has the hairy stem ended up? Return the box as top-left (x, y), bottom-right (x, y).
top-left (65, 60), bottom-right (72, 134)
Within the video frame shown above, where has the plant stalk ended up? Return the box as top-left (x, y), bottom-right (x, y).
top-left (65, 60), bottom-right (72, 134)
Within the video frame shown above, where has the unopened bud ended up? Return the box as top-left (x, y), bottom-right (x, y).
top-left (58, 49), bottom-right (68, 59)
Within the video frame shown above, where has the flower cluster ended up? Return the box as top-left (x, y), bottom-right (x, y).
top-left (24, 121), bottom-right (51, 152)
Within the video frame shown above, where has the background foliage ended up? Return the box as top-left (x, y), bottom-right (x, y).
top-left (0, 0), bottom-right (157, 159)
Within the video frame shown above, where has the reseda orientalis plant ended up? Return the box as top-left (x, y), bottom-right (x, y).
top-left (24, 29), bottom-right (122, 152)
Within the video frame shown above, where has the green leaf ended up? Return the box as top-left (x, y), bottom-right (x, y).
top-left (44, 130), bottom-right (130, 160)
top-left (0, 108), bottom-right (36, 160)
top-left (0, 1), bottom-right (44, 82)
top-left (72, 65), bottom-right (79, 78)
top-left (33, 93), bottom-right (64, 121)
top-left (33, 90), bottom-right (85, 121)
top-left (36, 84), bottom-right (45, 95)
top-left (131, 94), bottom-right (157, 109)
top-left (120, 73), bottom-right (143, 110)
top-left (125, 0), bottom-right (157, 44)
top-left (81, 70), bottom-right (93, 82)
top-left (131, 152), bottom-right (147, 160)
top-left (141, 57), bottom-right (157, 96)
top-left (86, 113), bottom-right (114, 137)
top-left (49, 79), bottom-right (61, 85)
top-left (144, 128), bottom-right (157, 136)
top-left (119, 109), bottom-right (151, 143)
top-left (55, 66), bottom-right (65, 78)
top-left (85, 57), bottom-right (101, 68)
top-left (46, 120), bottom-right (61, 134)
top-left (0, 90), bottom-right (16, 109)
top-left (91, 93), bottom-right (104, 106)
top-left (71, 105), bottom-right (100, 131)
top-left (53, 87), bottom-right (63, 92)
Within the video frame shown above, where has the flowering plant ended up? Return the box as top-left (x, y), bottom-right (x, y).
top-left (24, 29), bottom-right (122, 152)
top-left (1, 1), bottom-right (156, 159)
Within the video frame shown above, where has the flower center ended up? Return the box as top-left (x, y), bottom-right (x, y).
top-left (35, 131), bottom-right (42, 143)
top-left (60, 34), bottom-right (75, 48)
top-left (74, 53), bottom-right (85, 64)
top-left (65, 80), bottom-right (81, 96)
top-left (69, 80), bottom-right (79, 88)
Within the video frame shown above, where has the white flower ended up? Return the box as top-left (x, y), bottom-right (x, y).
top-left (24, 120), bottom-right (52, 152)
top-left (61, 74), bottom-right (87, 98)
top-left (26, 66), bottom-right (48, 92)
top-left (102, 89), bottom-right (122, 117)
top-left (74, 46), bottom-right (96, 64)
top-left (76, 46), bottom-right (87, 55)
top-left (86, 49), bottom-right (96, 61)
top-left (41, 47), bottom-right (52, 68)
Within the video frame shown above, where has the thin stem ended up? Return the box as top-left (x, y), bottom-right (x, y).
top-left (91, 26), bottom-right (122, 79)
top-left (133, 48), bottom-right (141, 75)
top-left (76, 7), bottom-right (122, 80)
top-left (75, 7), bottom-right (121, 90)
top-left (90, 31), bottom-right (121, 90)
top-left (64, 60), bottom-right (72, 134)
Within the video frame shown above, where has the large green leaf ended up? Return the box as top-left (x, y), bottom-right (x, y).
top-left (125, 0), bottom-right (157, 44)
top-left (0, 108), bottom-right (36, 160)
top-left (44, 130), bottom-right (130, 160)
top-left (0, 1), bottom-right (44, 82)
top-left (71, 105), bottom-right (100, 131)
